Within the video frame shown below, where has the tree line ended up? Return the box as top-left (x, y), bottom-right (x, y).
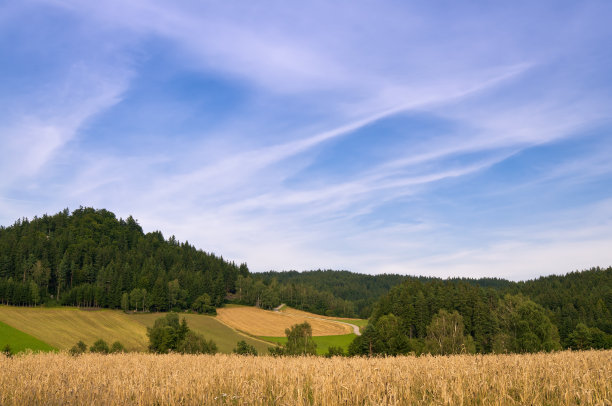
top-left (1, 208), bottom-right (610, 355)
top-left (349, 272), bottom-right (612, 355)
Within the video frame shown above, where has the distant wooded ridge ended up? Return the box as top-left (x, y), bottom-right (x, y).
top-left (0, 208), bottom-right (610, 353)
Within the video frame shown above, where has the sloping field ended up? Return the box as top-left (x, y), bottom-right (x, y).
top-left (281, 307), bottom-right (366, 324)
top-left (129, 313), bottom-right (271, 354)
top-left (0, 321), bottom-right (56, 353)
top-left (216, 306), bottom-right (352, 336)
top-left (0, 306), bottom-right (271, 354)
top-left (282, 307), bottom-right (368, 329)
top-left (0, 306), bottom-right (148, 351)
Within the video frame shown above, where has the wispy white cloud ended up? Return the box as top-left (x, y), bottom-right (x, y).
top-left (0, 61), bottom-right (131, 189)
top-left (2, 1), bottom-right (612, 279)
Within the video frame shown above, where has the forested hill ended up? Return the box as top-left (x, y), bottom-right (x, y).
top-left (1, 207), bottom-right (611, 353)
top-left (0, 208), bottom-right (248, 310)
top-left (349, 267), bottom-right (612, 355)
top-left (251, 270), bottom-right (522, 318)
top-left (258, 270), bottom-right (412, 318)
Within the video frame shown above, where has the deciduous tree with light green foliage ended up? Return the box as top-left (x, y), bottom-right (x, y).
top-left (191, 293), bottom-right (216, 315)
top-left (496, 294), bottom-right (561, 353)
top-left (121, 292), bottom-right (129, 312)
top-left (425, 309), bottom-right (475, 355)
top-left (374, 313), bottom-right (411, 355)
top-left (285, 322), bottom-right (316, 356)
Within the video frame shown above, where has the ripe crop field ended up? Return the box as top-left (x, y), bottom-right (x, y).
top-left (1, 350), bottom-right (610, 405)
top-left (216, 305), bottom-right (352, 336)
top-left (0, 321), bottom-right (55, 353)
top-left (281, 307), bottom-right (367, 326)
top-left (128, 312), bottom-right (271, 354)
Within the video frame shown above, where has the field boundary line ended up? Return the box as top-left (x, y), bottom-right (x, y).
top-left (213, 317), bottom-right (275, 347)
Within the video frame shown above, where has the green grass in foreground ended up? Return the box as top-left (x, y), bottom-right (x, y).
top-left (0, 320), bottom-right (56, 354)
top-left (260, 333), bottom-right (356, 355)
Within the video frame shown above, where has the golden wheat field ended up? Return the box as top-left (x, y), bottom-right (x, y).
top-left (216, 306), bottom-right (351, 336)
top-left (1, 350), bottom-right (610, 405)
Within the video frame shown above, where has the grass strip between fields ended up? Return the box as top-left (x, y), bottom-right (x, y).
top-left (0, 320), bottom-right (56, 353)
top-left (259, 333), bottom-right (356, 355)
top-left (330, 318), bottom-right (368, 328)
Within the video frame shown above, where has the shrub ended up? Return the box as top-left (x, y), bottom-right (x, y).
top-left (177, 331), bottom-right (217, 354)
top-left (89, 339), bottom-right (110, 354)
top-left (233, 340), bottom-right (258, 356)
top-left (268, 345), bottom-right (285, 357)
top-left (69, 340), bottom-right (87, 356)
top-left (325, 346), bottom-right (345, 357)
top-left (110, 341), bottom-right (125, 353)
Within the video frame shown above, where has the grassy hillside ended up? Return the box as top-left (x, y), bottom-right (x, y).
top-left (216, 305), bottom-right (353, 336)
top-left (128, 313), bottom-right (271, 354)
top-left (261, 333), bottom-right (356, 355)
top-left (0, 321), bottom-right (56, 354)
top-left (0, 306), bottom-right (148, 351)
top-left (0, 306), bottom-right (270, 354)
top-left (0, 305), bottom-right (358, 354)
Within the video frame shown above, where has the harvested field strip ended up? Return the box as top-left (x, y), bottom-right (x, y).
top-left (282, 307), bottom-right (367, 326)
top-left (279, 307), bottom-right (366, 335)
top-left (129, 313), bottom-right (271, 354)
top-left (216, 306), bottom-right (352, 336)
top-left (1, 350), bottom-right (610, 405)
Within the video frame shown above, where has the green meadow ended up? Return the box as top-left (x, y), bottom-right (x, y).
top-left (260, 333), bottom-right (357, 355)
top-left (0, 321), bottom-right (56, 354)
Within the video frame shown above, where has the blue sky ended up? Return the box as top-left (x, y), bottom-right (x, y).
top-left (1, 1), bottom-right (612, 280)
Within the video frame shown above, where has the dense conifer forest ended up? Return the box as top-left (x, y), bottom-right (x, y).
top-left (0, 208), bottom-right (247, 311)
top-left (348, 268), bottom-right (612, 355)
top-left (1, 208), bottom-right (610, 353)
